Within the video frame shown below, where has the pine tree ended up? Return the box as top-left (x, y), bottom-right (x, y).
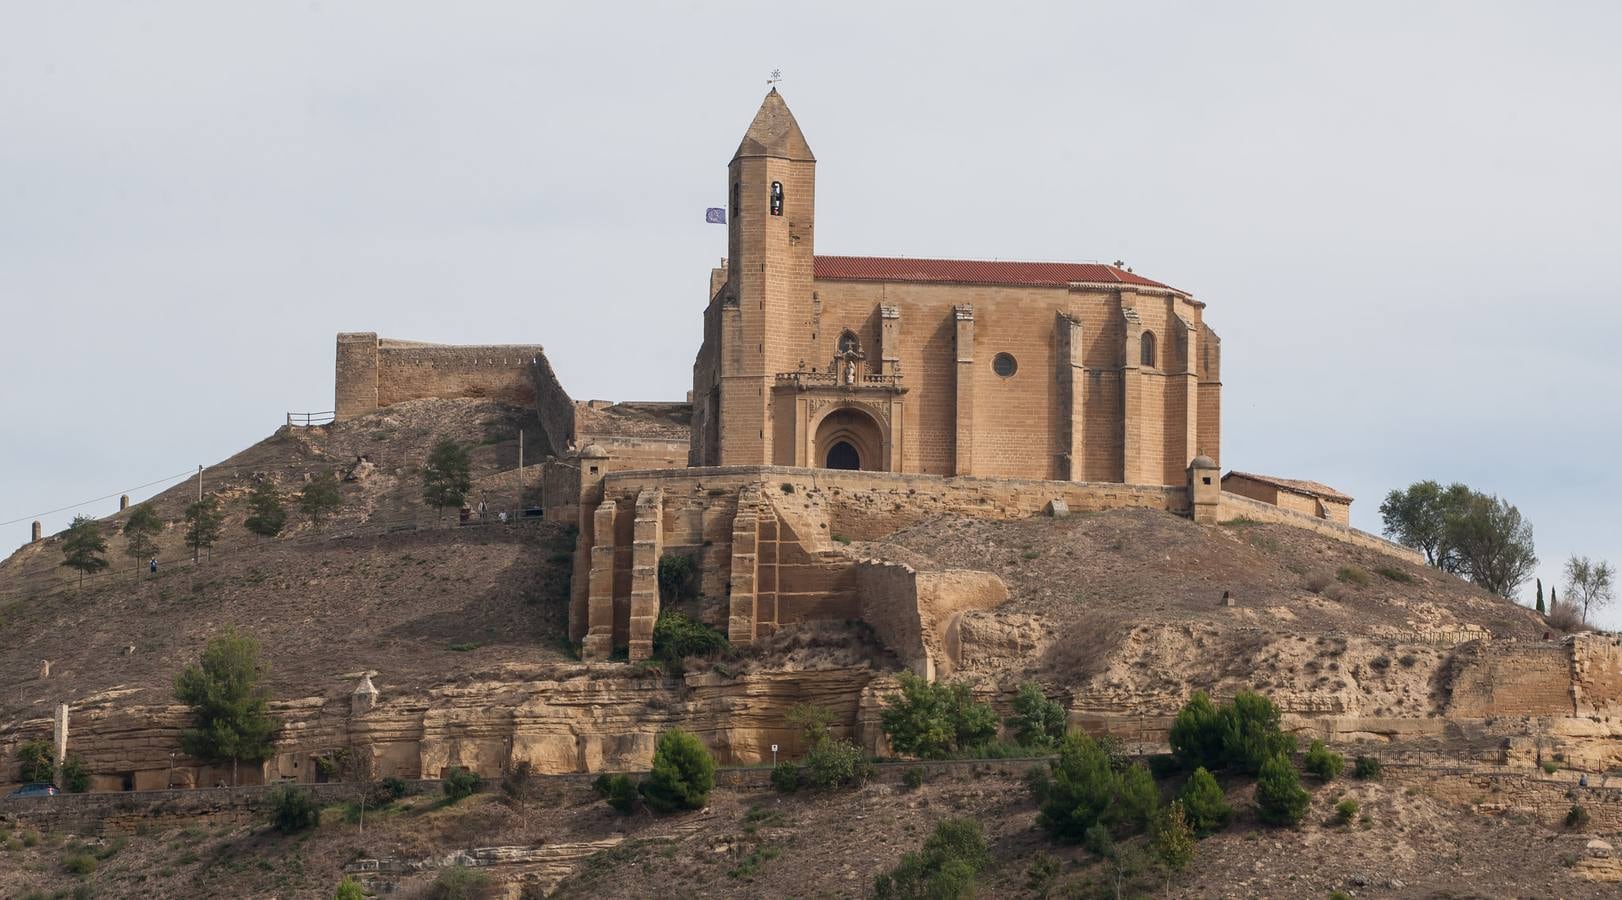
top-left (122, 503), bottom-right (163, 576)
top-left (173, 628), bottom-right (277, 786)
top-left (185, 496), bottom-right (223, 562)
top-left (1152, 800), bottom-right (1196, 880)
top-left (1255, 754), bottom-right (1310, 826)
top-left (60, 515), bottom-right (109, 587)
top-left (299, 470), bottom-right (342, 522)
top-left (243, 479), bottom-right (287, 537)
top-left (422, 438), bottom-right (472, 518)
top-left (1536, 578), bottom-right (1545, 614)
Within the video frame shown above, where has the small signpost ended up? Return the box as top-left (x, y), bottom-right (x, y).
top-left (771, 744), bottom-right (779, 767)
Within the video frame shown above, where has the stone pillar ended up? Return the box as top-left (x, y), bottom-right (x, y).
top-left (879, 304), bottom-right (901, 376)
top-left (1058, 312), bottom-right (1085, 481)
top-left (1188, 455), bottom-right (1221, 524)
top-left (31, 520), bottom-right (41, 543)
top-left (53, 704), bottom-right (69, 769)
top-left (953, 305), bottom-right (975, 476)
top-left (626, 488), bottom-right (664, 662)
top-left (351, 673), bottom-right (379, 716)
top-left (1174, 314), bottom-right (1200, 473)
top-left (582, 498), bottom-right (620, 660)
top-left (726, 488), bottom-right (763, 646)
top-left (119, 494), bottom-right (129, 511)
top-left (1120, 305), bottom-right (1145, 484)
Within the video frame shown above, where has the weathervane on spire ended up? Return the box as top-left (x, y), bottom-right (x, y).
top-left (767, 68), bottom-right (782, 87)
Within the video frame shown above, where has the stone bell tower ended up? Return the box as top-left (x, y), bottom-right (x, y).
top-left (718, 88), bottom-right (817, 465)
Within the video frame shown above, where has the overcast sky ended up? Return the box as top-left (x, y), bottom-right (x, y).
top-left (3, 2), bottom-right (1618, 627)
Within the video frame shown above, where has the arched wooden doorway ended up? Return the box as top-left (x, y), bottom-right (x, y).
top-left (813, 407), bottom-right (885, 472)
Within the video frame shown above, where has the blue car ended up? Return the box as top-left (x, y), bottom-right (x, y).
top-left (6, 783), bottom-right (60, 799)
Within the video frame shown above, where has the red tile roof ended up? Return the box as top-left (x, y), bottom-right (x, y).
top-left (813, 255), bottom-right (1179, 292)
top-left (1224, 471), bottom-right (1354, 503)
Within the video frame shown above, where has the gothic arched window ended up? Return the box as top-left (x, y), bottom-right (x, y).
top-left (770, 181), bottom-right (784, 216)
top-left (1140, 331), bottom-right (1157, 368)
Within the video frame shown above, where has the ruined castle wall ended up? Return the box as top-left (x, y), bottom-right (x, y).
top-left (1574, 634), bottom-right (1622, 717)
top-left (531, 351), bottom-right (576, 457)
top-left (333, 334), bottom-right (548, 421)
top-left (1446, 641), bottom-right (1575, 717)
top-left (1217, 492), bottom-right (1422, 562)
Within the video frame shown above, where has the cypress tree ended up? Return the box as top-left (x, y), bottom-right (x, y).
top-left (1536, 578), bottom-right (1545, 614)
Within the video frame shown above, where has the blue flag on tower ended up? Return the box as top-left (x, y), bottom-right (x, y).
top-left (705, 207), bottom-right (726, 224)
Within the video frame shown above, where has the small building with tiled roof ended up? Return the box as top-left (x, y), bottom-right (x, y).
top-left (1222, 471), bottom-right (1354, 524)
top-left (690, 89), bottom-right (1222, 485)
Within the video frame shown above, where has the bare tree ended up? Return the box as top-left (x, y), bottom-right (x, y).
top-left (1563, 556), bottom-right (1615, 625)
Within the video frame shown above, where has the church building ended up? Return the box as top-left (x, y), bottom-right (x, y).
top-left (689, 90), bottom-right (1222, 485)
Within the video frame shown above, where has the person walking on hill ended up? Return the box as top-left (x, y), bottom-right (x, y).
top-left (149, 557), bottom-right (158, 575)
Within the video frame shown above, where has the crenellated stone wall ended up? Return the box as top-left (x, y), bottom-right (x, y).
top-left (334, 333), bottom-right (547, 422)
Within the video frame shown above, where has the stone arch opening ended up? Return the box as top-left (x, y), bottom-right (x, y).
top-left (813, 406), bottom-right (885, 472)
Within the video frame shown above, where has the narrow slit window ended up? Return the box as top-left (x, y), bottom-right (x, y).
top-left (770, 181), bottom-right (784, 216)
top-left (731, 182), bottom-right (740, 221)
top-left (1140, 331), bottom-right (1157, 368)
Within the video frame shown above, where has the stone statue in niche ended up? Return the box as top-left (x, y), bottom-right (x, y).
top-left (844, 359), bottom-right (856, 385)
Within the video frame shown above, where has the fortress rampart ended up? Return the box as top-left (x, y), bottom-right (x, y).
top-left (335, 333), bottom-right (546, 421)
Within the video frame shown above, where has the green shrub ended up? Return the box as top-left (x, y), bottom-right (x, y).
top-left (769, 763), bottom-right (800, 794)
top-left (1304, 740), bottom-right (1344, 780)
top-left (1334, 798), bottom-right (1359, 824)
top-left (62, 850), bottom-right (97, 876)
top-left (1030, 733), bottom-right (1159, 843)
top-left (1353, 755), bottom-right (1382, 780)
top-left (593, 773), bottom-right (639, 813)
top-left (1179, 766), bottom-right (1231, 835)
top-left (1008, 681), bottom-right (1067, 750)
top-left (442, 768), bottom-right (481, 802)
top-left (425, 864), bottom-right (492, 900)
top-left (15, 740), bottom-right (53, 784)
top-left (381, 776), bottom-right (409, 800)
top-left (902, 766), bottom-right (925, 790)
top-left (267, 785), bottom-right (319, 834)
top-left (656, 553), bottom-right (697, 603)
top-left (880, 672), bottom-right (998, 759)
top-left (334, 876), bottom-right (366, 900)
top-left (1255, 755), bottom-right (1310, 826)
top-left (1566, 804), bottom-right (1590, 829)
top-left (639, 728), bottom-right (715, 813)
top-left (650, 611), bottom-right (731, 671)
top-left (1373, 565), bottom-right (1413, 583)
top-left (1336, 566), bottom-right (1370, 586)
top-left (59, 756), bottom-right (91, 793)
top-left (1541, 760), bottom-right (1558, 775)
top-left (873, 819), bottom-right (988, 900)
top-left (1330, 892), bottom-right (1353, 900)
top-left (1222, 692), bottom-right (1296, 775)
top-left (800, 737), bottom-right (871, 790)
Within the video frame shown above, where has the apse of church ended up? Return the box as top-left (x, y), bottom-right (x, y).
top-left (689, 90), bottom-right (1221, 486)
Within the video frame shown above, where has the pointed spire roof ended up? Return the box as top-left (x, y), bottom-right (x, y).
top-left (733, 88), bottom-right (815, 162)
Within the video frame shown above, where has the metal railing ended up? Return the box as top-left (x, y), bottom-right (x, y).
top-left (286, 411), bottom-right (336, 427)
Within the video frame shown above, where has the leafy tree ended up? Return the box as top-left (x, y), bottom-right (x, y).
top-left (1179, 766), bottom-right (1231, 834)
top-left (1254, 754), bottom-right (1310, 826)
top-left (639, 728), bottom-right (715, 813)
top-left (184, 496), bottom-right (223, 562)
top-left (1168, 691), bottom-right (1226, 771)
top-left (657, 552), bottom-right (697, 603)
top-left (1152, 800), bottom-right (1196, 876)
top-left (59, 515), bottom-right (109, 587)
top-left (880, 672), bottom-right (998, 759)
top-left (422, 438), bottom-right (472, 517)
top-left (300, 470), bottom-right (342, 522)
top-left (783, 703), bottom-right (870, 790)
top-left (1304, 739), bottom-right (1344, 780)
top-left (1030, 732), bottom-right (1158, 843)
top-left (243, 479), bottom-right (287, 537)
top-left (122, 504), bottom-right (163, 576)
top-left (1008, 680), bottom-right (1067, 749)
top-left (16, 740), bottom-right (54, 783)
top-left (1379, 480), bottom-right (1471, 570)
top-left (1563, 555), bottom-right (1615, 625)
top-left (1220, 691), bottom-right (1296, 775)
top-left (173, 628), bottom-right (277, 785)
top-left (873, 818), bottom-right (989, 900)
top-left (59, 756), bottom-right (91, 793)
top-left (267, 785), bottom-right (318, 833)
top-left (1536, 578), bottom-right (1545, 615)
top-left (1446, 492), bottom-right (1537, 599)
